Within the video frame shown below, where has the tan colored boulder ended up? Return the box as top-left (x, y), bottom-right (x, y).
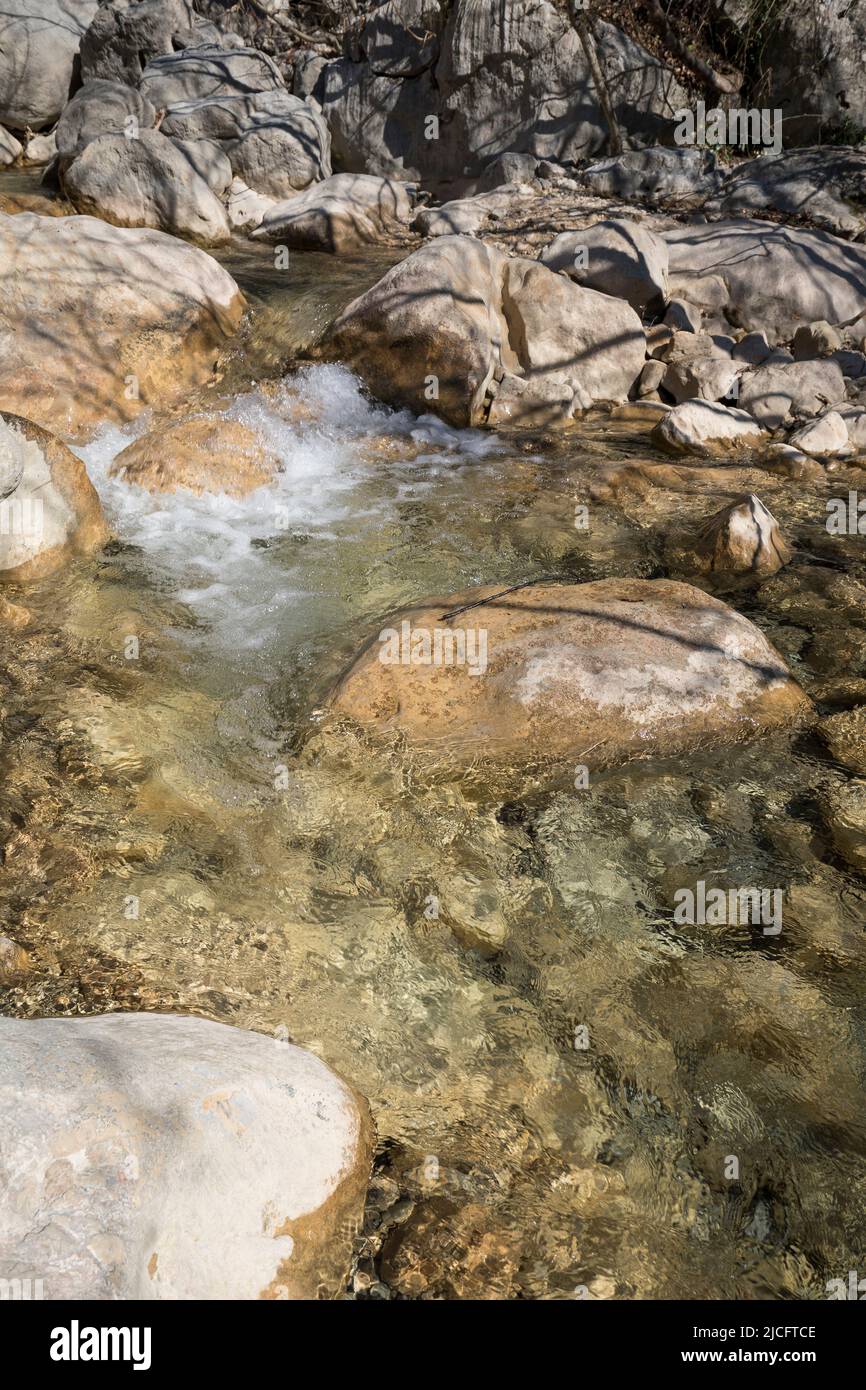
top-left (0, 413), bottom-right (109, 581)
top-left (682, 494), bottom-right (792, 578)
top-left (0, 212), bottom-right (244, 438)
top-left (110, 415), bottom-right (281, 497)
top-left (315, 235), bottom-right (645, 428)
top-left (329, 578), bottom-right (812, 775)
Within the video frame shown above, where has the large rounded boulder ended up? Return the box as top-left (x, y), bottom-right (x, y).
top-left (0, 1012), bottom-right (372, 1299)
top-left (0, 212), bottom-right (244, 437)
top-left (329, 578), bottom-right (813, 775)
top-left (0, 0), bottom-right (98, 131)
top-left (315, 235), bottom-right (645, 428)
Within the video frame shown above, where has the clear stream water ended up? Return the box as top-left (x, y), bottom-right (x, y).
top-left (3, 212), bottom-right (866, 1299)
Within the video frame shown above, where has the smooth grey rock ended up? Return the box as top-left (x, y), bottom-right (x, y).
top-left (140, 45), bottom-right (284, 108)
top-left (541, 218), bottom-right (669, 313)
top-left (171, 137), bottom-right (233, 196)
top-left (788, 410), bottom-right (849, 457)
top-left (253, 173), bottom-right (411, 252)
top-left (733, 331), bottom-right (771, 366)
top-left (315, 234), bottom-right (645, 427)
top-left (413, 186), bottom-right (532, 238)
top-left (359, 0), bottom-right (443, 77)
top-left (738, 359), bottom-right (846, 431)
top-left (707, 147), bottom-right (866, 237)
top-left (665, 219), bottom-right (866, 342)
top-left (583, 146), bottom-right (722, 200)
top-left (0, 1012), bottom-right (371, 1300)
top-left (227, 96), bottom-right (330, 197)
top-left (792, 320), bottom-right (843, 360)
top-left (655, 399), bottom-right (763, 454)
top-left (56, 80), bottom-right (156, 162)
top-left (0, 126), bottom-right (22, 165)
top-left (0, 0), bottom-right (98, 130)
top-left (664, 298), bottom-right (702, 333)
top-left (765, 3), bottom-right (866, 143)
top-left (477, 151), bottom-right (539, 192)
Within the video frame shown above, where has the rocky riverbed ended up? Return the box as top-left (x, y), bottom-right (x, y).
top-left (2, 0), bottom-right (866, 1304)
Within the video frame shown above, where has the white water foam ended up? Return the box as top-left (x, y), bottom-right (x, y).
top-left (76, 364), bottom-right (501, 666)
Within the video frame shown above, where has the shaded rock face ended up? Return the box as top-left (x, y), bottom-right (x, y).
top-left (664, 220), bottom-right (866, 343)
top-left (0, 212), bottom-right (244, 438)
top-left (319, 1), bottom-right (685, 182)
top-left (253, 173), bottom-right (411, 252)
top-left (0, 0), bottom-right (98, 130)
top-left (80, 0), bottom-right (198, 86)
top-left (55, 80), bottom-right (157, 162)
top-left (0, 1012), bottom-right (372, 1300)
top-left (583, 146), bottom-right (722, 201)
top-left (316, 235), bottom-right (645, 428)
top-left (227, 97), bottom-right (331, 197)
top-left (110, 414), bottom-right (281, 496)
top-left (706, 147), bottom-right (866, 238)
top-left (161, 87), bottom-right (329, 198)
top-left (63, 130), bottom-right (231, 245)
top-left (0, 414), bottom-right (109, 581)
top-left (765, 0), bottom-right (866, 143)
top-left (540, 218), bottom-right (669, 314)
top-left (140, 44), bottom-right (285, 108)
top-left (329, 579), bottom-right (813, 775)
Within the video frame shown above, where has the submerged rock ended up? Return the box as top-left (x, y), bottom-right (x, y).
top-left (818, 705), bottom-right (866, 775)
top-left (0, 414), bottom-right (109, 580)
top-left (0, 212), bottom-right (244, 437)
top-left (685, 494), bottom-right (792, 578)
top-left (328, 579), bottom-right (812, 774)
top-left (0, 1012), bottom-right (372, 1299)
top-left (821, 781), bottom-right (866, 874)
top-left (110, 414), bottom-right (281, 497)
top-left (315, 235), bottom-right (645, 427)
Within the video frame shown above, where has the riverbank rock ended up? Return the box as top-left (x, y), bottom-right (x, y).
top-left (664, 220), bottom-right (866, 343)
top-left (0, 1012), bottom-right (372, 1299)
top-left (583, 147), bottom-right (721, 201)
top-left (540, 218), bottom-right (669, 313)
top-left (227, 96), bottom-right (330, 197)
top-left (653, 400), bottom-right (763, 455)
top-left (315, 235), bottom-right (645, 428)
top-left (0, 0), bottom-right (98, 130)
top-left (140, 44), bottom-right (284, 108)
top-left (318, 4), bottom-right (684, 183)
top-left (764, 0), bottom-right (866, 143)
top-left (705, 148), bottom-right (866, 238)
top-left (0, 126), bottom-right (22, 164)
top-left (329, 578), bottom-right (812, 774)
top-left (110, 414), bottom-right (281, 496)
top-left (62, 130), bottom-right (230, 244)
top-left (0, 414), bottom-right (109, 580)
top-left (0, 212), bottom-right (244, 437)
top-left (55, 79), bottom-right (157, 163)
top-left (738, 360), bottom-right (846, 431)
top-left (254, 173), bottom-right (411, 252)
top-left (80, 0), bottom-right (198, 86)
